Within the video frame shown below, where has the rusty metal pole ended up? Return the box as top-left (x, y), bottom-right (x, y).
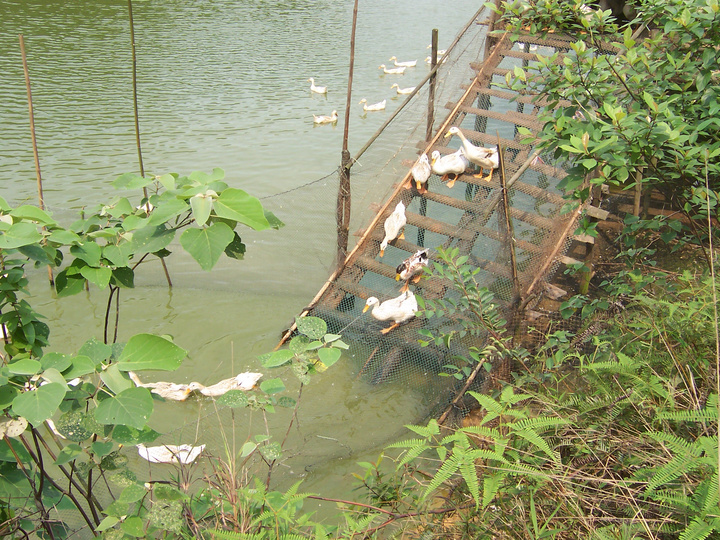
top-left (337, 0), bottom-right (359, 268)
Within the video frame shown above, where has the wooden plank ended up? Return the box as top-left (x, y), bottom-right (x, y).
top-left (572, 234), bottom-right (595, 244)
top-left (558, 255), bottom-right (582, 266)
top-left (447, 103), bottom-right (545, 131)
top-left (586, 205), bottom-right (610, 220)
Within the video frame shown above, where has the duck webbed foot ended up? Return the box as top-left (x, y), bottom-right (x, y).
top-left (381, 323), bottom-right (400, 334)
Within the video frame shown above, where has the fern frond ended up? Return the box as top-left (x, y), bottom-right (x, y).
top-left (396, 442), bottom-right (432, 468)
top-left (467, 392), bottom-right (505, 418)
top-left (646, 453), bottom-right (703, 494)
top-left (459, 424), bottom-right (503, 441)
top-left (404, 419), bottom-right (440, 439)
top-left (697, 474), bottom-right (719, 515)
top-left (652, 488), bottom-right (696, 512)
top-left (657, 409), bottom-right (719, 423)
top-left (511, 416), bottom-right (570, 434)
top-left (204, 530), bottom-right (262, 540)
top-left (647, 431), bottom-right (702, 456)
top-left (459, 456), bottom-right (480, 507)
top-left (513, 429), bottom-right (561, 463)
top-left (482, 471), bottom-right (507, 508)
top-left (678, 517), bottom-right (716, 540)
top-left (386, 437), bottom-right (430, 450)
top-left (425, 454), bottom-right (460, 496)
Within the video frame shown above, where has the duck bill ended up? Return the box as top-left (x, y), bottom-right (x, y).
top-left (362, 305), bottom-right (370, 313)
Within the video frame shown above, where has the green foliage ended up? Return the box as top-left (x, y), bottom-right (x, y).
top-left (500, 0), bottom-right (720, 251)
top-left (258, 316), bottom-right (348, 383)
top-left (0, 169), bottom-right (284, 538)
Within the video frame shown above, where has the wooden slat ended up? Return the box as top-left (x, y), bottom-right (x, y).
top-left (448, 103), bottom-right (545, 131)
top-left (586, 205), bottom-right (610, 220)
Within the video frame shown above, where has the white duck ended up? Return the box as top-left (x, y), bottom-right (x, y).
top-left (431, 148), bottom-right (469, 188)
top-left (363, 291), bottom-right (418, 334)
top-left (425, 54), bottom-right (448, 65)
top-left (359, 98), bottom-right (386, 112)
top-left (313, 110), bottom-right (338, 124)
top-left (445, 127), bottom-right (499, 182)
top-left (308, 77), bottom-right (328, 94)
top-left (379, 64), bottom-right (406, 75)
top-left (410, 153), bottom-right (431, 194)
top-left (379, 201), bottom-right (407, 257)
top-left (388, 56), bottom-right (417, 68)
top-left (391, 83), bottom-right (416, 95)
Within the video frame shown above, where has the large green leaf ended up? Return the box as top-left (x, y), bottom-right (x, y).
top-left (318, 348), bottom-right (342, 369)
top-left (11, 383), bottom-right (67, 427)
top-left (63, 355), bottom-right (97, 379)
top-left (146, 198), bottom-right (189, 227)
top-left (70, 242), bottom-right (102, 266)
top-left (94, 387), bottom-right (153, 430)
top-left (55, 269), bottom-right (86, 297)
top-left (180, 222), bottom-right (234, 271)
top-left (103, 243), bottom-right (133, 267)
top-left (80, 266), bottom-right (112, 289)
top-left (296, 316), bottom-right (327, 340)
top-left (113, 172), bottom-right (153, 190)
top-left (189, 193), bottom-right (213, 227)
top-left (79, 338), bottom-right (113, 364)
top-left (101, 364), bottom-right (134, 395)
top-left (213, 188), bottom-right (270, 231)
top-left (128, 225), bottom-right (175, 255)
top-left (116, 334), bottom-right (187, 372)
top-left (0, 222), bottom-right (43, 249)
top-left (10, 205), bottom-right (56, 226)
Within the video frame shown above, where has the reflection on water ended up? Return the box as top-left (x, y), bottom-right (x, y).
top-left (3, 0), bottom-right (479, 503)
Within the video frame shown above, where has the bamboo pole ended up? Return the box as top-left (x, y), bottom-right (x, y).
top-left (127, 0), bottom-right (172, 287)
top-left (498, 141), bottom-right (520, 300)
top-left (345, 5), bottom-right (485, 171)
top-left (19, 35), bottom-right (54, 286)
top-left (336, 0), bottom-right (359, 268)
top-left (426, 29), bottom-right (438, 142)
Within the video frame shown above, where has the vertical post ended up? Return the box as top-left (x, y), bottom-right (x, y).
top-left (128, 0), bottom-right (172, 287)
top-left (497, 143), bottom-right (520, 301)
top-left (19, 34), bottom-right (54, 286)
top-left (426, 29), bottom-right (438, 142)
top-left (337, 0), bottom-right (359, 268)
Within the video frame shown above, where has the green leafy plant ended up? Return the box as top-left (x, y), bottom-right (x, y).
top-left (0, 169), bottom-right (283, 538)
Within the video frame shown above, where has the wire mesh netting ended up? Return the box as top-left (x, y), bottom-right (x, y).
top-left (280, 9), bottom-right (583, 408)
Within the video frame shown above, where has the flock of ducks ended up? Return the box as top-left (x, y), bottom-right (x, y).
top-left (363, 200), bottom-right (429, 334)
top-left (310, 47), bottom-right (446, 124)
top-left (309, 46), bottom-right (499, 336)
top-left (363, 126), bottom-right (500, 334)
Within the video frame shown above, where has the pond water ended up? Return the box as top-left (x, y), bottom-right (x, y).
top-left (1, 0), bottom-right (482, 518)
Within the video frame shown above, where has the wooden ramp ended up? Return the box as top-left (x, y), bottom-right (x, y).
top-left (278, 20), bottom-right (604, 380)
